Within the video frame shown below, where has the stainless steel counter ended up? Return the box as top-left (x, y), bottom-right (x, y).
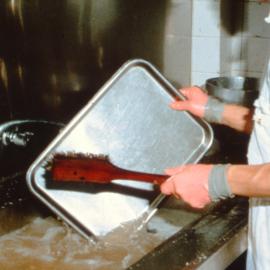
top-left (128, 197), bottom-right (248, 270)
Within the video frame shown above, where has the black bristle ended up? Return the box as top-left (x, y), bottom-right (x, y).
top-left (40, 151), bottom-right (110, 180)
top-left (53, 151), bottom-right (109, 161)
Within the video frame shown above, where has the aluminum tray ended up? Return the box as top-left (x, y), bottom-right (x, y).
top-left (26, 59), bottom-right (213, 239)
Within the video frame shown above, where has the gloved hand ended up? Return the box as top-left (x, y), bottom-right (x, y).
top-left (170, 86), bottom-right (225, 124)
top-left (160, 164), bottom-right (233, 209)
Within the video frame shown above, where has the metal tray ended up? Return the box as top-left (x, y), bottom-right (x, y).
top-left (26, 59), bottom-right (213, 239)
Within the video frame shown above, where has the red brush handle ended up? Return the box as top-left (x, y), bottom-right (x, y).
top-left (51, 155), bottom-right (167, 185)
top-left (108, 169), bottom-right (167, 185)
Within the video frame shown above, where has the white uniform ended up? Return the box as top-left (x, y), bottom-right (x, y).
top-left (247, 55), bottom-right (270, 269)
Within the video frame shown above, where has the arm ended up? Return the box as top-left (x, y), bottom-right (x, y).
top-left (171, 86), bottom-right (254, 133)
top-left (161, 87), bottom-right (259, 208)
top-left (228, 163), bottom-right (270, 197)
top-left (160, 163), bottom-right (270, 209)
top-left (221, 104), bottom-right (254, 134)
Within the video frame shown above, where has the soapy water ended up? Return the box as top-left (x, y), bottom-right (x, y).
top-left (0, 214), bottom-right (153, 270)
top-left (0, 216), bottom-right (142, 269)
top-left (0, 206), bottom-right (198, 270)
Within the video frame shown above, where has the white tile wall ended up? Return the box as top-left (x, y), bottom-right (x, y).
top-left (165, 0), bottom-right (192, 37)
top-left (191, 0), bottom-right (270, 85)
top-left (192, 0), bottom-right (221, 37)
top-left (242, 37), bottom-right (270, 73)
top-left (163, 0), bottom-right (192, 87)
top-left (163, 0), bottom-right (270, 87)
top-left (191, 0), bottom-right (221, 85)
top-left (229, 37), bottom-right (244, 74)
top-left (220, 36), bottom-right (233, 75)
top-left (192, 37), bottom-right (220, 73)
top-left (164, 36), bottom-right (191, 87)
top-left (237, 1), bottom-right (270, 77)
top-left (243, 1), bottom-right (270, 38)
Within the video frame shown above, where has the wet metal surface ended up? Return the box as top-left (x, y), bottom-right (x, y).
top-left (128, 198), bottom-right (248, 270)
top-left (0, 203), bottom-right (203, 270)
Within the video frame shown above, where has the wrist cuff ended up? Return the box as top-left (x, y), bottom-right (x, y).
top-left (208, 164), bottom-right (234, 201)
top-left (204, 97), bottom-right (225, 124)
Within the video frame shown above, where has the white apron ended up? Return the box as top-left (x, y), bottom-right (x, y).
top-left (246, 55), bottom-right (270, 270)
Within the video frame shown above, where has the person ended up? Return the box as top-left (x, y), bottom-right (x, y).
top-left (160, 2), bottom-right (270, 269)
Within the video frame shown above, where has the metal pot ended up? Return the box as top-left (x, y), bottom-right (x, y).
top-left (205, 76), bottom-right (259, 107)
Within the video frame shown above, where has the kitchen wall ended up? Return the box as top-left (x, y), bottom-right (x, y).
top-left (162, 0), bottom-right (192, 87)
top-left (0, 0), bottom-right (168, 122)
top-left (233, 0), bottom-right (270, 78)
top-left (163, 0), bottom-right (270, 87)
top-left (0, 0), bottom-right (269, 123)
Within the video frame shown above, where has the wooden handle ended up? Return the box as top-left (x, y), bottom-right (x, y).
top-left (50, 154), bottom-right (168, 185)
top-left (114, 169), bottom-right (167, 185)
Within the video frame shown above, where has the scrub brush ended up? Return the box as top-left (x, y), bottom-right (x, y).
top-left (45, 153), bottom-right (167, 185)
